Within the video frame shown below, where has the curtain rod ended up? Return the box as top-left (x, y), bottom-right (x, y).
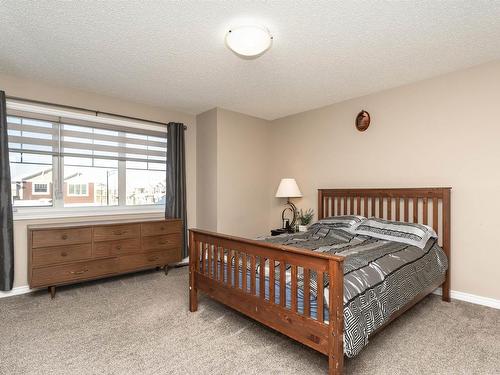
top-left (6, 95), bottom-right (187, 130)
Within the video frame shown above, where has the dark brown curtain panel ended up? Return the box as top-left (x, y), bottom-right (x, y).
top-left (0, 91), bottom-right (14, 291)
top-left (165, 122), bottom-right (187, 258)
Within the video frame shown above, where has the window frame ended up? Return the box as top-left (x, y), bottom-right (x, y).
top-left (7, 106), bottom-right (168, 219)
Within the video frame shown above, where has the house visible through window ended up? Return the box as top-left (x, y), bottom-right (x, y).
top-left (6, 103), bottom-right (167, 210)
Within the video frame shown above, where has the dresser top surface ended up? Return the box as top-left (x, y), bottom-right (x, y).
top-left (28, 217), bottom-right (182, 230)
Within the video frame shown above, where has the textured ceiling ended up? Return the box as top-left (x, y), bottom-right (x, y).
top-left (1, 1), bottom-right (500, 120)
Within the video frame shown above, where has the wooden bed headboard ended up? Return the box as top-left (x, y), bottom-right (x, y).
top-left (318, 187), bottom-right (451, 296)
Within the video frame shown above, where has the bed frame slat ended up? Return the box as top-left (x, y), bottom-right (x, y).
top-left (242, 253), bottom-right (247, 292)
top-left (250, 256), bottom-right (256, 295)
top-left (207, 243), bottom-right (212, 277)
top-left (423, 198), bottom-right (428, 225)
top-left (233, 250), bottom-right (239, 288)
top-left (291, 265), bottom-right (298, 312)
top-left (404, 198), bottom-right (409, 221)
top-left (396, 198), bottom-right (400, 221)
top-left (201, 243), bottom-right (206, 274)
top-left (413, 197), bottom-right (419, 223)
top-left (219, 246), bottom-right (224, 282)
top-left (317, 272), bottom-right (324, 322)
top-left (269, 259), bottom-right (275, 303)
top-left (433, 197), bottom-right (439, 233)
top-left (259, 257), bottom-right (266, 298)
top-left (280, 262), bottom-right (286, 307)
top-left (303, 268), bottom-right (311, 317)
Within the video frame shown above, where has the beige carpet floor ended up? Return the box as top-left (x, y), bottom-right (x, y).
top-left (0, 267), bottom-right (499, 375)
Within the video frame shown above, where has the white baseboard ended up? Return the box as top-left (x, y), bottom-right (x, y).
top-left (2, 283), bottom-right (499, 310)
top-left (433, 288), bottom-right (500, 309)
top-left (0, 285), bottom-right (34, 299)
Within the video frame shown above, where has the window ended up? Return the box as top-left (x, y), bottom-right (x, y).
top-left (33, 184), bottom-right (48, 193)
top-left (33, 183), bottom-right (49, 194)
top-left (126, 163), bottom-right (166, 205)
top-left (6, 103), bottom-right (167, 211)
top-left (8, 115), bottom-right (55, 207)
top-left (63, 157), bottom-right (118, 207)
top-left (67, 183), bottom-right (88, 196)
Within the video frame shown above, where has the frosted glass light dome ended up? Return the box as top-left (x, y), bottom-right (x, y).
top-left (225, 25), bottom-right (273, 58)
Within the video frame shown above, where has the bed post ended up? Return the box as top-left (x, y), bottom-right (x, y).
top-left (189, 230), bottom-right (198, 312)
top-left (328, 258), bottom-right (344, 375)
top-left (442, 188), bottom-right (451, 302)
top-left (318, 189), bottom-right (324, 220)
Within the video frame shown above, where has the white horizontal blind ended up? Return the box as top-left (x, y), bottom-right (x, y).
top-left (7, 114), bottom-right (59, 157)
top-left (6, 108), bottom-right (167, 165)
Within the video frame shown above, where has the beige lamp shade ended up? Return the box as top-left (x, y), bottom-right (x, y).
top-left (275, 178), bottom-right (302, 198)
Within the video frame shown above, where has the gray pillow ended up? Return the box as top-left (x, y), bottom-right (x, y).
top-left (351, 217), bottom-right (437, 249)
top-left (317, 215), bottom-right (366, 230)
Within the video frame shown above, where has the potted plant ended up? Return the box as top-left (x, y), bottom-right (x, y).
top-left (297, 208), bottom-right (314, 232)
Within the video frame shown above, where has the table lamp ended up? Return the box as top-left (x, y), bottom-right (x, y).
top-left (275, 178), bottom-right (302, 230)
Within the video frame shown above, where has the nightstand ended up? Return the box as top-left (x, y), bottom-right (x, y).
top-left (271, 228), bottom-right (294, 236)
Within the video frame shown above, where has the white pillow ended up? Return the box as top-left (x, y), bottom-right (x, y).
top-left (351, 218), bottom-right (437, 249)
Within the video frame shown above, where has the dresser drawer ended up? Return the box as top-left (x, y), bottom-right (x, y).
top-left (142, 233), bottom-right (181, 251)
top-left (31, 258), bottom-right (118, 287)
top-left (141, 221), bottom-right (182, 237)
top-left (94, 238), bottom-right (141, 258)
top-left (93, 224), bottom-right (140, 242)
top-left (118, 249), bottom-right (181, 272)
top-left (32, 244), bottom-right (92, 267)
top-left (32, 228), bottom-right (91, 248)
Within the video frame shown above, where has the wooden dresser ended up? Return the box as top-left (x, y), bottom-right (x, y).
top-left (28, 218), bottom-right (183, 297)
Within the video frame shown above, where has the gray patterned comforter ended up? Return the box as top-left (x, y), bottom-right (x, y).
top-left (261, 222), bottom-right (448, 357)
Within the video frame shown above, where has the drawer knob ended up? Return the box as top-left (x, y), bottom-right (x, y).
top-left (61, 234), bottom-right (68, 240)
top-left (114, 230), bottom-right (126, 235)
top-left (61, 252), bottom-right (68, 257)
top-left (116, 245), bottom-right (122, 250)
top-left (70, 269), bottom-right (88, 275)
top-left (148, 256), bottom-right (160, 262)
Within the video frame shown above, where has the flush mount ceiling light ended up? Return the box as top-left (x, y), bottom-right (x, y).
top-left (225, 25), bottom-right (273, 58)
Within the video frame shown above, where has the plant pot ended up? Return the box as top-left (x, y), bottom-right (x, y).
top-left (298, 225), bottom-right (308, 232)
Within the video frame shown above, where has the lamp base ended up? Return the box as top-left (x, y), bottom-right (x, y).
top-left (281, 199), bottom-right (298, 230)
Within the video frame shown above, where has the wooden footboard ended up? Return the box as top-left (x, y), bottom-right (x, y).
top-left (189, 229), bottom-right (345, 374)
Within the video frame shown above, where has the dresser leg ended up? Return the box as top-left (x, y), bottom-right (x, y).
top-left (49, 286), bottom-right (56, 299)
top-left (164, 265), bottom-right (169, 276)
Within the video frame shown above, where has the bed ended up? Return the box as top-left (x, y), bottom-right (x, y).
top-left (188, 188), bottom-right (451, 374)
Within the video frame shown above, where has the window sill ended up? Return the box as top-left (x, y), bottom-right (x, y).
top-left (13, 206), bottom-right (165, 221)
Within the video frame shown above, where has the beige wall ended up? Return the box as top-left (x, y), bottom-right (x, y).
top-left (196, 108), bottom-right (271, 238)
top-left (196, 108), bottom-right (218, 231)
top-left (269, 61), bottom-right (500, 300)
top-left (217, 109), bottom-right (272, 238)
top-left (0, 73), bottom-right (197, 289)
